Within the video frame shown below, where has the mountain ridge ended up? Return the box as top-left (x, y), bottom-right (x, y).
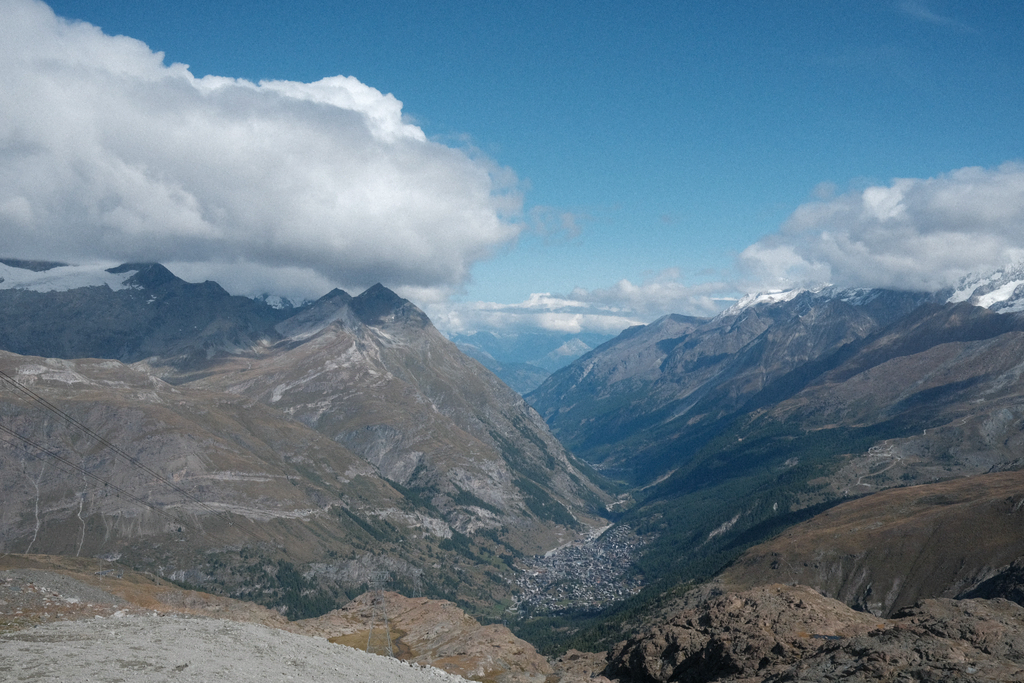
top-left (518, 277), bottom-right (1024, 655)
top-left (0, 260), bottom-right (609, 621)
top-left (8, 256), bottom-right (1024, 670)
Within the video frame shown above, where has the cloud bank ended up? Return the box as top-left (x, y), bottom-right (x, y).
top-left (429, 270), bottom-right (733, 335)
top-left (449, 163), bottom-right (1024, 337)
top-left (4, 3), bottom-right (1022, 340)
top-left (0, 0), bottom-right (521, 301)
top-left (740, 163), bottom-right (1024, 293)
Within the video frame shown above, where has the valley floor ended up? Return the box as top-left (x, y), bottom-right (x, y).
top-left (513, 524), bottom-right (646, 616)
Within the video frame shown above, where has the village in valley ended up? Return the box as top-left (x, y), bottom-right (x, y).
top-left (513, 524), bottom-right (647, 616)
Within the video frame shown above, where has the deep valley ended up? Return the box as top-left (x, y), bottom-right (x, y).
top-left (4, 258), bottom-right (1024, 681)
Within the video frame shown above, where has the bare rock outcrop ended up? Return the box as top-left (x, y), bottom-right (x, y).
top-left (294, 591), bottom-right (553, 682)
top-left (604, 584), bottom-right (1024, 682)
top-left (776, 598), bottom-right (1024, 682)
top-left (606, 585), bottom-right (881, 682)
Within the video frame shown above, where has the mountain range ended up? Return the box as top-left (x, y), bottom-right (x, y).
top-left (0, 259), bottom-right (606, 619)
top-left (5, 256), bottom-right (1024, 680)
top-left (518, 266), bottom-right (1024, 654)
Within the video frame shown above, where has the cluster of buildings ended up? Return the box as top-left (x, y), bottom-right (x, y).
top-left (512, 524), bottom-right (646, 616)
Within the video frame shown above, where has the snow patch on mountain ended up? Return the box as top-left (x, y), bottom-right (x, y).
top-left (254, 293), bottom-right (304, 310)
top-left (948, 263), bottom-right (1024, 313)
top-left (730, 285), bottom-right (901, 313)
top-left (730, 289), bottom-right (804, 311)
top-left (543, 338), bottom-right (593, 363)
top-left (976, 281), bottom-right (1024, 309)
top-left (728, 263), bottom-right (1024, 318)
top-left (0, 261), bottom-right (137, 293)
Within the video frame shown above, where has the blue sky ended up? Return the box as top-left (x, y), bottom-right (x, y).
top-left (5, 0), bottom-right (1024, 334)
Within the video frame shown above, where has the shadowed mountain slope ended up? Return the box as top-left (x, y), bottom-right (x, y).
top-left (0, 263), bottom-right (294, 369)
top-left (523, 288), bottom-right (1024, 651)
top-left (719, 470), bottom-right (1024, 617)
top-left (528, 290), bottom-right (936, 483)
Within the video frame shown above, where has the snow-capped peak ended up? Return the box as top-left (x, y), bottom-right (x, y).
top-left (719, 284), bottom-right (920, 319)
top-left (728, 288), bottom-right (806, 313)
top-left (724, 284), bottom-right (861, 314)
top-left (725, 265), bottom-right (1024, 319)
top-left (547, 338), bottom-right (593, 358)
top-left (947, 263), bottom-right (1024, 314)
top-left (0, 260), bottom-right (138, 293)
top-left (253, 293), bottom-right (303, 310)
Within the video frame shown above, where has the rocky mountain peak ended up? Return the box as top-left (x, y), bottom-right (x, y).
top-left (112, 262), bottom-right (233, 299)
top-left (0, 259), bottom-right (610, 623)
top-left (322, 287), bottom-right (353, 301)
top-left (273, 287), bottom-right (355, 339)
top-left (350, 283), bottom-right (430, 328)
top-left (106, 262), bottom-right (181, 289)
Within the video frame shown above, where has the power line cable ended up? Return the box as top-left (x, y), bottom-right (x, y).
top-left (0, 368), bottom-right (270, 544)
top-left (0, 422), bottom-right (184, 526)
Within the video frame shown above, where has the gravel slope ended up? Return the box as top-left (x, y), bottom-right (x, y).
top-left (0, 613), bottom-right (471, 683)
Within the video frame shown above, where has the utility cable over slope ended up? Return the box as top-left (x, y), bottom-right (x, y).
top-left (0, 369), bottom-right (269, 546)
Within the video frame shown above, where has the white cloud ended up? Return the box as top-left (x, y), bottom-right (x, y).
top-left (430, 299), bottom-right (640, 336)
top-left (0, 0), bottom-right (522, 301)
top-left (428, 270), bottom-right (735, 336)
top-left (740, 163), bottom-right (1024, 292)
top-left (566, 270), bottom-right (732, 319)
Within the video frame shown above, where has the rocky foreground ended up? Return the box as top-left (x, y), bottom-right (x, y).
top-left (607, 584), bottom-right (1024, 682)
top-left (1, 614), bottom-right (471, 683)
top-left (6, 555), bottom-right (1024, 682)
top-left (0, 556), bottom-right (553, 683)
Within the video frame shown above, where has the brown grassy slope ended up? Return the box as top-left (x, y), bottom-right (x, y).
top-left (297, 592), bottom-right (552, 681)
top-left (0, 351), bottom-right (524, 613)
top-left (718, 470), bottom-right (1024, 616)
top-left (0, 554), bottom-right (287, 632)
top-left (0, 351), bottom-right (407, 558)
